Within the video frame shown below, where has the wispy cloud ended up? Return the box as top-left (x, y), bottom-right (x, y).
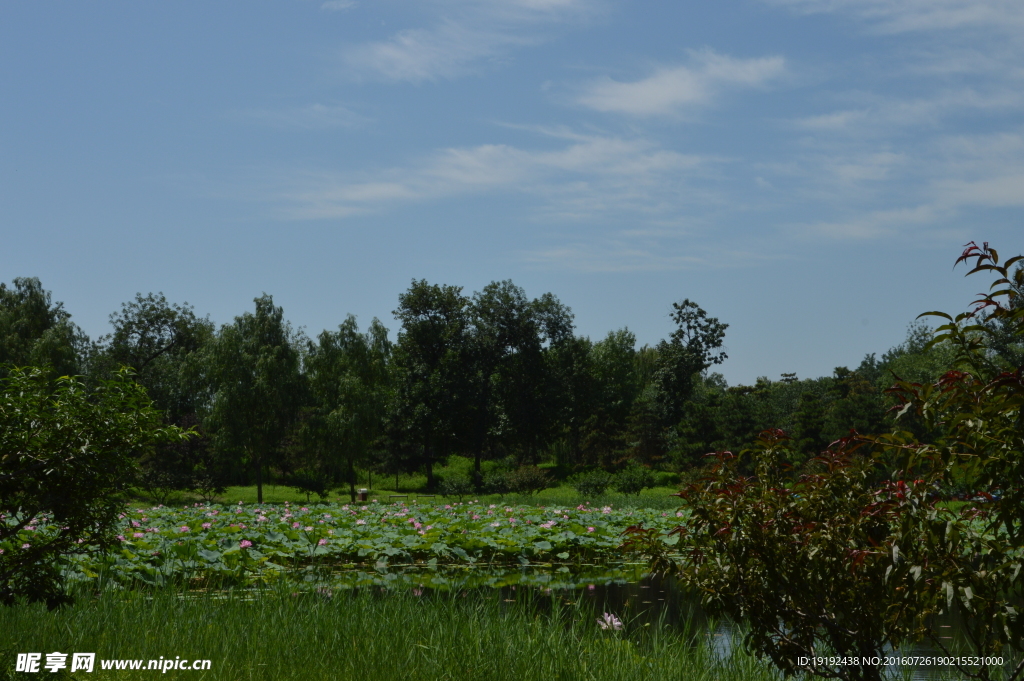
top-left (320, 0), bottom-right (355, 11)
top-left (340, 0), bottom-right (599, 82)
top-left (262, 130), bottom-right (708, 220)
top-left (575, 50), bottom-right (786, 117)
top-left (234, 103), bottom-right (368, 129)
top-left (524, 240), bottom-right (707, 272)
top-left (342, 21), bottom-right (530, 82)
top-left (764, 0), bottom-right (1024, 35)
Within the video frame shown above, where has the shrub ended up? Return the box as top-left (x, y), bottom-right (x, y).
top-left (613, 464), bottom-right (655, 496)
top-left (482, 471), bottom-right (510, 496)
top-left (0, 367), bottom-right (189, 609)
top-left (654, 471), bottom-right (679, 488)
top-left (569, 470), bottom-right (613, 498)
top-left (439, 474), bottom-right (474, 501)
top-left (506, 466), bottom-right (551, 495)
top-left (287, 470), bottom-right (332, 503)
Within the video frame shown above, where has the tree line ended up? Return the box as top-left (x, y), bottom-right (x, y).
top-left (4, 273), bottom-right (1018, 504)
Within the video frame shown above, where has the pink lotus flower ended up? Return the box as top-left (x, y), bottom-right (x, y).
top-left (318, 538), bottom-right (327, 546)
top-left (133, 532), bottom-right (144, 538)
top-left (179, 525), bottom-right (191, 532)
top-left (22, 543), bottom-right (32, 549)
top-left (239, 540), bottom-right (252, 549)
top-left (587, 527), bottom-right (595, 533)
top-left (292, 522), bottom-right (301, 528)
top-left (355, 519), bottom-right (366, 525)
top-left (597, 613), bottom-right (623, 631)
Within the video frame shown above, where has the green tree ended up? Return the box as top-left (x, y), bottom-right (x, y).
top-left (790, 390), bottom-right (829, 461)
top-left (96, 292), bottom-right (213, 415)
top-left (304, 316), bottom-right (392, 503)
top-left (0, 367), bottom-right (188, 608)
top-left (0, 277), bottom-right (88, 378)
top-left (392, 281), bottom-right (473, 491)
top-left (577, 329), bottom-right (641, 469)
top-left (94, 293), bottom-right (217, 496)
top-left (650, 299), bottom-right (728, 427)
top-left (823, 367), bottom-right (888, 443)
top-left (200, 295), bottom-right (304, 504)
top-left (469, 281), bottom-right (571, 469)
top-left (547, 334), bottom-right (596, 470)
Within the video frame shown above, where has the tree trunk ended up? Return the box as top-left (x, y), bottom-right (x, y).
top-left (255, 448), bottom-right (264, 504)
top-left (348, 457), bottom-right (356, 503)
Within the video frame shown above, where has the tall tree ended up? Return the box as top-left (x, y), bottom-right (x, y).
top-left (578, 329), bottom-right (640, 469)
top-left (93, 293), bottom-right (218, 495)
top-left (0, 277), bottom-right (88, 378)
top-left (547, 334), bottom-right (595, 470)
top-left (304, 316), bottom-right (392, 502)
top-left (201, 295), bottom-right (303, 504)
top-left (392, 281), bottom-right (472, 490)
top-left (96, 292), bottom-right (213, 418)
top-left (468, 281), bottom-right (573, 471)
top-left (650, 299), bottom-right (728, 427)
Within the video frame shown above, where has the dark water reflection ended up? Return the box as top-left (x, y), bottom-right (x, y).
top-left (301, 562), bottom-right (1013, 680)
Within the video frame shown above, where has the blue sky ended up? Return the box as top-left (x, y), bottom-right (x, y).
top-left (2, 0), bottom-right (1021, 385)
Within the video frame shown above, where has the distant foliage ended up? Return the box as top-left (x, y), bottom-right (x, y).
top-left (506, 466), bottom-right (551, 495)
top-left (439, 474), bottom-right (474, 501)
top-left (569, 470), bottom-right (613, 498)
top-left (482, 471), bottom-right (511, 496)
top-left (612, 464), bottom-right (655, 496)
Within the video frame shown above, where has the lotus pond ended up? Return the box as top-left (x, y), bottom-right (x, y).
top-left (10, 500), bottom-right (685, 589)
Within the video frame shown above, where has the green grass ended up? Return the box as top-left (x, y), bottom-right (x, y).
top-left (1, 587), bottom-right (780, 681)
top-left (141, 484), bottom-right (685, 511)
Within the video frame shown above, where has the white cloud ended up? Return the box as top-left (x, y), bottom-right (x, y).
top-left (321, 0), bottom-right (355, 11)
top-left (764, 0), bottom-right (1024, 35)
top-left (794, 87), bottom-right (1024, 138)
top-left (266, 131), bottom-right (708, 220)
top-left (576, 50), bottom-right (785, 117)
top-left (802, 204), bottom-right (940, 239)
top-left (340, 0), bottom-right (598, 82)
top-left (524, 241), bottom-right (707, 272)
top-left (931, 131), bottom-right (1024, 208)
top-left (342, 21), bottom-right (528, 82)
top-left (235, 103), bottom-right (368, 129)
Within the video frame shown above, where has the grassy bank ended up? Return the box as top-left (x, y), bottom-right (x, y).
top-left (138, 484), bottom-right (685, 511)
top-left (2, 587), bottom-right (779, 681)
